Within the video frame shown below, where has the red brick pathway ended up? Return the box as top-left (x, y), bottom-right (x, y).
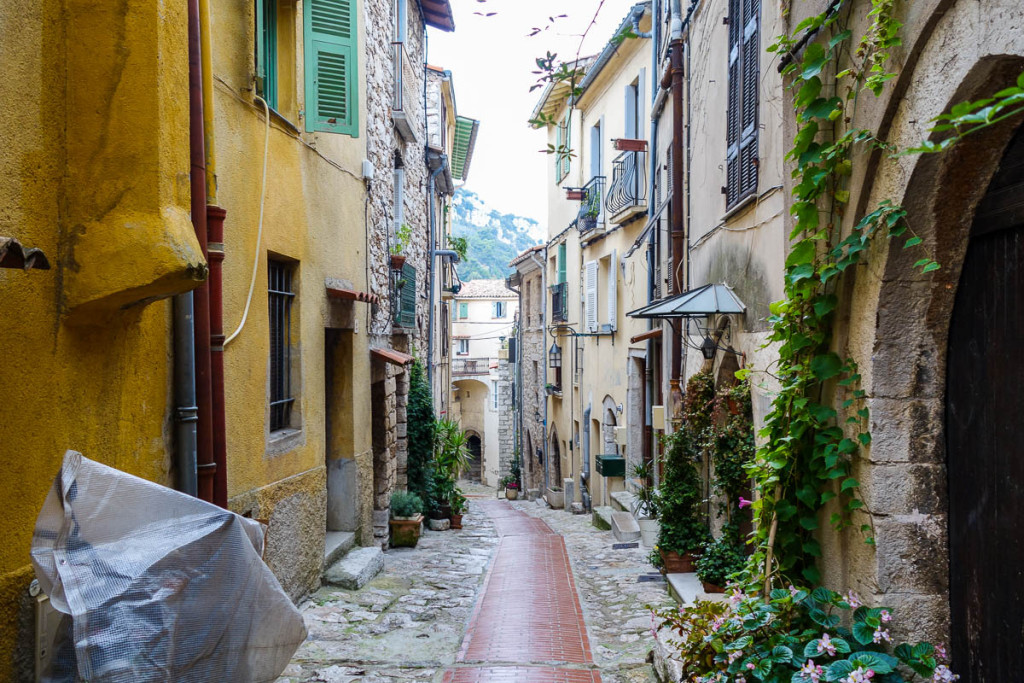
top-left (444, 500), bottom-right (601, 682)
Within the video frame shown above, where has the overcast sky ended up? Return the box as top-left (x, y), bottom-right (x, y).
top-left (428, 0), bottom-right (640, 225)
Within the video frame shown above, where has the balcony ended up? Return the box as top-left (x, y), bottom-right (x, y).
top-left (391, 42), bottom-right (418, 143)
top-left (575, 176), bottom-right (605, 235)
top-left (452, 357), bottom-right (492, 376)
top-left (550, 281), bottom-right (568, 323)
top-left (393, 263), bottom-right (416, 329)
top-left (606, 150), bottom-right (648, 224)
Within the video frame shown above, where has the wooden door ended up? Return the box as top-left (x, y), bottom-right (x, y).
top-left (945, 125), bottom-right (1024, 682)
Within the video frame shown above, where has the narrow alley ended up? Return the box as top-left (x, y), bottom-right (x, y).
top-left (281, 489), bottom-right (671, 683)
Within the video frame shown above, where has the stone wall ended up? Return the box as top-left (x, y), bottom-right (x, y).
top-left (517, 267), bottom-right (547, 491)
top-left (497, 358), bottom-right (515, 481)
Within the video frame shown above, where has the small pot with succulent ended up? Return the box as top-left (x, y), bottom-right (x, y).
top-left (631, 460), bottom-right (661, 547)
top-left (389, 490), bottom-right (424, 548)
top-left (390, 223), bottom-right (412, 271)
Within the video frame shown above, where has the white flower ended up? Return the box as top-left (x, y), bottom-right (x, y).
top-left (932, 664), bottom-right (960, 682)
top-left (872, 628), bottom-right (891, 644)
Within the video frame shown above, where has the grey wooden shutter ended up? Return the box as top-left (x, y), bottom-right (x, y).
top-left (304, 0), bottom-right (358, 135)
top-left (739, 0), bottom-right (760, 199)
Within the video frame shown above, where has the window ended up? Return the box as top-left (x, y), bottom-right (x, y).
top-left (590, 119), bottom-right (603, 180)
top-left (268, 259), bottom-right (296, 431)
top-left (726, 0), bottom-right (760, 208)
top-left (256, 0), bottom-right (278, 109)
top-left (625, 80), bottom-right (639, 138)
top-left (493, 301), bottom-right (506, 318)
top-left (555, 112), bottom-right (571, 183)
top-left (584, 259), bottom-right (599, 332)
top-left (583, 252), bottom-right (618, 333)
top-left (304, 0), bottom-right (359, 136)
top-left (456, 338), bottom-right (469, 355)
top-left (458, 302), bottom-right (468, 319)
top-left (491, 381), bottom-right (499, 410)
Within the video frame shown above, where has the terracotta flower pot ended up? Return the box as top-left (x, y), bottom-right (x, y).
top-left (505, 487), bottom-right (519, 500)
top-left (660, 549), bottom-right (699, 573)
top-left (390, 254), bottom-right (407, 270)
top-left (450, 514), bottom-right (463, 529)
top-left (702, 581), bottom-right (726, 594)
top-left (389, 515), bottom-right (423, 548)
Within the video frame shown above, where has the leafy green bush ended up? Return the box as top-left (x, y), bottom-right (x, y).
top-left (653, 586), bottom-right (959, 682)
top-left (696, 536), bottom-right (746, 587)
top-left (406, 361), bottom-right (436, 506)
top-left (390, 490), bottom-right (423, 518)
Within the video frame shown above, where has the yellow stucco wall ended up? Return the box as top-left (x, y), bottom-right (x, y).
top-left (211, 0), bottom-right (376, 574)
top-left (0, 0), bottom-right (203, 676)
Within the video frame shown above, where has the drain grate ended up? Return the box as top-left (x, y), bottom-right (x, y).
top-left (638, 573), bottom-right (666, 583)
top-left (612, 542), bottom-right (640, 550)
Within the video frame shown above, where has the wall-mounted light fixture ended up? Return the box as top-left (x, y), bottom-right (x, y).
top-left (549, 342), bottom-right (562, 369)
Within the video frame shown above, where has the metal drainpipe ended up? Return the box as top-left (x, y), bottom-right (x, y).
top-left (427, 162), bottom-right (445, 397)
top-left (646, 0), bottom-right (660, 486)
top-left (668, 0), bottom-right (686, 422)
top-left (173, 294), bottom-right (199, 496)
top-left (188, 0), bottom-right (215, 503)
top-left (582, 404), bottom-right (591, 512)
top-left (529, 251), bottom-right (548, 494)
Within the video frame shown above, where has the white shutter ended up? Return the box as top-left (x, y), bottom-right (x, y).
top-left (585, 260), bottom-right (599, 332)
top-left (393, 168), bottom-right (405, 233)
top-left (607, 250), bottom-right (617, 330)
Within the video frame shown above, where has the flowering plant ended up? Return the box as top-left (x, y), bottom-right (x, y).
top-left (653, 585), bottom-right (957, 683)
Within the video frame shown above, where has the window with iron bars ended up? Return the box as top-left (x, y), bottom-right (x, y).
top-left (268, 259), bottom-right (296, 432)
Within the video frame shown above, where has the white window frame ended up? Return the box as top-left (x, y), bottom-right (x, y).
top-left (491, 380), bottom-right (499, 411)
top-left (456, 338), bottom-right (469, 355)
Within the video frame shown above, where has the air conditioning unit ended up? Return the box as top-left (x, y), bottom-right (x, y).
top-left (614, 426), bottom-right (628, 446)
top-left (652, 405), bottom-right (666, 431)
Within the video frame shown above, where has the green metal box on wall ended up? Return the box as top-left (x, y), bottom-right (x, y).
top-left (595, 454), bottom-right (625, 477)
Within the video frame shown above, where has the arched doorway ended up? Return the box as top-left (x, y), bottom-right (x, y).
top-left (549, 429), bottom-right (561, 488)
top-left (466, 432), bottom-right (482, 483)
top-left (945, 123), bottom-right (1024, 681)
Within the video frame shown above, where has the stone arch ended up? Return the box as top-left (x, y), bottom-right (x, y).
top-left (601, 395), bottom-right (618, 456)
top-left (464, 429), bottom-right (483, 483)
top-left (836, 44), bottom-right (1024, 647)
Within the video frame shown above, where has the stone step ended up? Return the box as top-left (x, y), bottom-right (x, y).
top-left (323, 531), bottom-right (356, 570)
top-left (610, 511), bottom-right (641, 543)
top-left (592, 506), bottom-right (614, 531)
top-left (610, 490), bottom-right (638, 514)
top-left (324, 546), bottom-right (384, 590)
top-left (666, 572), bottom-right (731, 606)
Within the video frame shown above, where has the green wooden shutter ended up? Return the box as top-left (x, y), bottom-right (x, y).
top-left (304, 0), bottom-right (358, 136)
top-left (459, 302), bottom-right (468, 319)
top-left (557, 243), bottom-right (567, 284)
top-left (257, 0), bottom-right (279, 109)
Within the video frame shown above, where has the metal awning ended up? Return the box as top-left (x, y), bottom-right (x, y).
top-left (371, 348), bottom-right (415, 367)
top-left (626, 283), bottom-right (745, 319)
top-left (0, 236), bottom-right (50, 270)
top-left (450, 116), bottom-right (479, 181)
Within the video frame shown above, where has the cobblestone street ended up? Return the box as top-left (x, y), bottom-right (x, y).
top-left (279, 487), bottom-right (671, 683)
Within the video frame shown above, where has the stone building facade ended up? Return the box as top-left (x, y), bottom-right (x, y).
top-left (509, 246), bottom-right (547, 492)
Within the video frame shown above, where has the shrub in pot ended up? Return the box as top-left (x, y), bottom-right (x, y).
top-left (449, 488), bottom-right (467, 529)
top-left (389, 490), bottom-right (424, 547)
top-left (695, 533), bottom-right (746, 592)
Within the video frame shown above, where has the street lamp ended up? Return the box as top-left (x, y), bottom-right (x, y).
top-left (700, 334), bottom-right (717, 360)
top-left (549, 342), bottom-right (562, 369)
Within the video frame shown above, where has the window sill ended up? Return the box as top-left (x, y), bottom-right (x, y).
top-left (267, 427), bottom-right (304, 457)
top-left (722, 191), bottom-right (757, 222)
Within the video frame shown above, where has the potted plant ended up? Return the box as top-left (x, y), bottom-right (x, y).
top-left (545, 486), bottom-right (565, 509)
top-left (544, 383), bottom-right (559, 396)
top-left (389, 490), bottom-right (424, 547)
top-left (695, 531), bottom-right (746, 593)
top-left (449, 488), bottom-right (467, 529)
top-left (429, 418), bottom-right (472, 526)
top-left (390, 222), bottom-right (412, 270)
top-left (631, 460), bottom-right (661, 547)
top-left (500, 474), bottom-right (520, 500)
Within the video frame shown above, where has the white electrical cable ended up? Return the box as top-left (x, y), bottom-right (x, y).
top-left (225, 96), bottom-right (271, 347)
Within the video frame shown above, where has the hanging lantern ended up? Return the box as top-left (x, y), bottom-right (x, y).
top-left (549, 342), bottom-right (562, 368)
top-left (700, 335), bottom-right (717, 360)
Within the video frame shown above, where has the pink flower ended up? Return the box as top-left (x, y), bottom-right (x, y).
top-left (728, 650), bottom-right (743, 664)
top-left (841, 667), bottom-right (875, 683)
top-left (738, 497), bottom-right (752, 509)
top-left (816, 633), bottom-right (837, 656)
top-left (879, 609), bottom-right (892, 623)
top-left (872, 628), bottom-right (891, 644)
top-left (845, 591), bottom-right (862, 609)
top-left (935, 643), bottom-right (948, 661)
top-left (800, 659), bottom-right (824, 682)
top-left (788, 584), bottom-right (800, 597)
top-left (932, 664), bottom-right (960, 682)
top-left (746, 662), bottom-right (756, 670)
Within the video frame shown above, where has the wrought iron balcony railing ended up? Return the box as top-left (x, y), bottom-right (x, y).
top-left (576, 176), bottom-right (605, 234)
top-left (452, 357), bottom-right (492, 376)
top-left (606, 150), bottom-right (647, 219)
top-left (550, 281), bottom-right (568, 323)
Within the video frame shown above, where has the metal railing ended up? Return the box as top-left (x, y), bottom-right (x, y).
top-left (576, 176), bottom-right (605, 234)
top-left (550, 282), bottom-right (568, 323)
top-left (452, 357), bottom-right (491, 376)
top-left (606, 150), bottom-right (647, 218)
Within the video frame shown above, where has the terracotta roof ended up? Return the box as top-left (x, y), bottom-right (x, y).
top-left (326, 285), bottom-right (380, 305)
top-left (371, 348), bottom-right (414, 366)
top-left (420, 0), bottom-right (455, 31)
top-left (509, 245), bottom-right (545, 268)
top-left (455, 279), bottom-right (516, 299)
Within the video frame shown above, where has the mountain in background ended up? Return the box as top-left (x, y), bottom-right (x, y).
top-left (451, 189), bottom-right (545, 281)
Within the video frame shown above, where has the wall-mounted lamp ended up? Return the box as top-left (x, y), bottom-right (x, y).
top-left (700, 335), bottom-right (717, 361)
top-left (616, 404), bottom-right (623, 414)
top-left (549, 342), bottom-right (562, 369)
